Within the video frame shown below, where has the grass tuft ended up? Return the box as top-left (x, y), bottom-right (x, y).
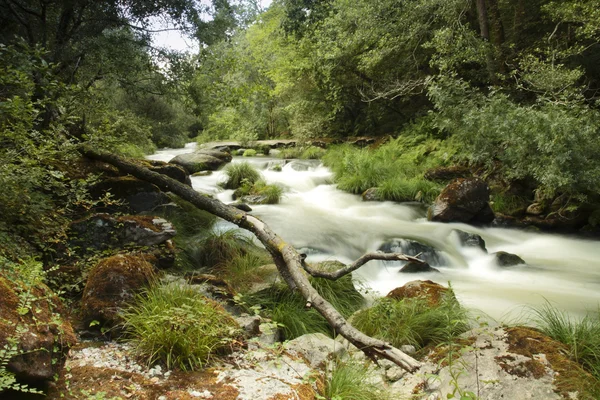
top-left (243, 149), bottom-right (257, 157)
top-left (322, 361), bottom-right (390, 400)
top-left (122, 283), bottom-right (240, 371)
top-left (221, 162), bottom-right (261, 189)
top-left (352, 290), bottom-right (469, 349)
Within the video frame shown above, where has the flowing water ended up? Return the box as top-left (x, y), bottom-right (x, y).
top-left (149, 145), bottom-right (600, 322)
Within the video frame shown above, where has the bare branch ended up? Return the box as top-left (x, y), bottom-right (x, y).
top-left (303, 252), bottom-right (427, 280)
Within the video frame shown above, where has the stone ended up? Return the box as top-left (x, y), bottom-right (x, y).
top-left (81, 253), bottom-right (156, 327)
top-left (493, 251), bottom-right (526, 267)
top-left (429, 178), bottom-right (494, 224)
top-left (378, 238), bottom-right (447, 266)
top-left (90, 176), bottom-right (170, 213)
top-left (386, 366), bottom-right (406, 382)
top-left (399, 261), bottom-right (440, 273)
top-left (284, 333), bottom-right (347, 368)
top-left (451, 229), bottom-right (487, 252)
top-left (387, 280), bottom-right (453, 307)
top-left (234, 315), bottom-right (261, 337)
top-left (170, 150), bottom-right (230, 174)
top-left (257, 322), bottom-right (281, 346)
top-left (361, 188), bottom-right (380, 202)
top-left (232, 203), bottom-right (252, 212)
top-left (145, 160), bottom-right (192, 185)
top-left (240, 194), bottom-right (270, 204)
top-left (526, 202), bottom-right (545, 215)
top-left (0, 273), bottom-right (76, 384)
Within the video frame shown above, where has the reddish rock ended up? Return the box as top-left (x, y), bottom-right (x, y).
top-left (387, 280), bottom-right (452, 306)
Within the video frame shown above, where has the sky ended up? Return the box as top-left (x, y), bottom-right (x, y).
top-left (152, 0), bottom-right (272, 52)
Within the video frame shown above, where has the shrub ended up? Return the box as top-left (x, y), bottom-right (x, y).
top-left (193, 229), bottom-right (258, 270)
top-left (490, 193), bottom-right (529, 215)
top-left (251, 180), bottom-right (285, 204)
top-left (221, 162), bottom-right (262, 189)
top-left (122, 283), bottom-right (240, 371)
top-left (243, 149), bottom-right (257, 157)
top-left (352, 290), bottom-right (469, 349)
top-left (322, 361), bottom-right (390, 400)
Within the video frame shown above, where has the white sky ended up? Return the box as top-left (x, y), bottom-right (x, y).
top-left (151, 0), bottom-right (272, 52)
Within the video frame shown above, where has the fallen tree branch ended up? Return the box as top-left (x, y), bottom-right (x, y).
top-left (80, 146), bottom-right (421, 372)
top-left (303, 252), bottom-right (426, 280)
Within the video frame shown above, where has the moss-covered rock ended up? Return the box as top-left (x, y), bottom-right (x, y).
top-left (0, 272), bottom-right (76, 384)
top-left (81, 254), bottom-right (156, 328)
top-left (429, 178), bottom-right (494, 224)
top-left (387, 280), bottom-right (451, 307)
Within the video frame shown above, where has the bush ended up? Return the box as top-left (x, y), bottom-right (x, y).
top-left (322, 361), bottom-right (390, 400)
top-left (221, 162), bottom-right (262, 189)
top-left (122, 283), bottom-right (240, 371)
top-left (352, 290), bottom-right (469, 349)
top-left (243, 149), bottom-right (257, 157)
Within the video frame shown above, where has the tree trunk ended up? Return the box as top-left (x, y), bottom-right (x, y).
top-left (476, 0), bottom-right (490, 40)
top-left (80, 146), bottom-right (421, 372)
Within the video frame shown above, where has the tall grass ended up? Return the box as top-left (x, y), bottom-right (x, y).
top-left (532, 302), bottom-right (600, 378)
top-left (221, 162), bottom-right (261, 189)
top-left (352, 291), bottom-right (469, 349)
top-left (490, 192), bottom-right (529, 215)
top-left (192, 229), bottom-right (259, 270)
top-left (122, 283), bottom-right (240, 371)
top-left (322, 361), bottom-right (390, 400)
top-left (217, 252), bottom-right (272, 293)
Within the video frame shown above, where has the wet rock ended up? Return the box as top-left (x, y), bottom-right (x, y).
top-left (387, 280), bottom-right (452, 306)
top-left (170, 150), bottom-right (230, 174)
top-left (287, 159), bottom-right (320, 171)
top-left (285, 333), bottom-right (347, 368)
top-left (143, 160), bottom-right (191, 185)
top-left (90, 176), bottom-right (170, 213)
top-left (232, 203), bottom-right (252, 212)
top-left (429, 178), bottom-right (494, 224)
top-left (361, 188), bottom-right (380, 202)
top-left (378, 239), bottom-right (447, 266)
top-left (424, 165), bottom-right (471, 182)
top-left (68, 214), bottom-right (176, 254)
top-left (0, 274), bottom-right (76, 384)
top-left (82, 253), bottom-right (157, 328)
top-left (493, 251), bottom-right (526, 267)
top-left (399, 261), bottom-right (440, 273)
top-left (452, 229), bottom-right (487, 252)
top-left (240, 194), bottom-right (270, 205)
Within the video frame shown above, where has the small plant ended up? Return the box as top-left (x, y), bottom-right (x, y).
top-left (278, 147), bottom-right (303, 159)
top-left (300, 146), bottom-right (326, 159)
top-left (193, 229), bottom-right (259, 270)
top-left (320, 360), bottom-right (390, 400)
top-left (352, 290), bottom-right (469, 350)
top-left (216, 252), bottom-right (272, 293)
top-left (122, 283), bottom-right (241, 371)
top-left (250, 181), bottom-right (285, 204)
top-left (221, 162), bottom-right (262, 189)
top-left (490, 192), bottom-right (529, 215)
top-left (243, 149), bottom-right (257, 157)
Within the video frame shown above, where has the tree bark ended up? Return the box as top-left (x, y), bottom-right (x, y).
top-left (476, 0), bottom-right (490, 40)
top-left (80, 146), bottom-right (422, 372)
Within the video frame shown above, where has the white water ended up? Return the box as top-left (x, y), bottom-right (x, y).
top-left (149, 147), bottom-right (600, 322)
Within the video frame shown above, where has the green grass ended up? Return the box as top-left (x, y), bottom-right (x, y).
top-left (122, 283), bottom-right (240, 371)
top-left (377, 176), bottom-right (443, 203)
top-left (300, 146), bottom-right (326, 159)
top-left (352, 291), bottom-right (469, 350)
top-left (490, 192), bottom-right (529, 215)
top-left (221, 162), bottom-right (261, 189)
top-left (243, 272), bottom-right (365, 340)
top-left (192, 229), bottom-right (260, 270)
top-left (277, 147), bottom-right (303, 159)
top-left (322, 361), bottom-right (390, 400)
top-left (243, 149), bottom-right (257, 157)
top-left (216, 252), bottom-right (272, 293)
top-left (532, 302), bottom-right (600, 379)
top-left (251, 180), bottom-right (285, 204)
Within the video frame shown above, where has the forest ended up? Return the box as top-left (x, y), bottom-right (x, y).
top-left (2, 0), bottom-right (600, 398)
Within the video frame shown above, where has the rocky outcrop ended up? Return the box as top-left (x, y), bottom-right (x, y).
top-left (81, 253), bottom-right (157, 328)
top-left (378, 238), bottom-right (447, 266)
top-left (429, 178), bottom-right (495, 224)
top-left (452, 229), bottom-right (487, 252)
top-left (285, 333), bottom-right (347, 368)
top-left (399, 261), bottom-right (440, 273)
top-left (0, 273), bottom-right (76, 384)
top-left (493, 251), bottom-right (526, 267)
top-left (68, 214), bottom-right (176, 254)
top-left (170, 149), bottom-right (231, 174)
top-left (90, 176), bottom-right (170, 213)
top-left (387, 280), bottom-right (452, 306)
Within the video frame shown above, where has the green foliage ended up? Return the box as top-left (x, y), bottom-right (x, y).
top-left (490, 193), bottom-right (529, 215)
top-left (243, 149), bottom-right (257, 157)
top-left (300, 146), bottom-right (326, 159)
top-left (221, 162), bottom-right (262, 189)
top-left (321, 361), bottom-right (390, 400)
top-left (247, 180), bottom-right (285, 204)
top-left (217, 252), bottom-right (272, 293)
top-left (533, 302), bottom-right (600, 379)
top-left (277, 147), bottom-right (303, 159)
top-left (122, 283), bottom-right (241, 371)
top-left (352, 291), bottom-right (469, 349)
top-left (244, 272), bottom-right (365, 340)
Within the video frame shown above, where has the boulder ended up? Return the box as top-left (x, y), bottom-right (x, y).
top-left (90, 176), bottom-right (170, 213)
top-left (240, 194), bottom-right (270, 205)
top-left (0, 273), bottom-right (76, 383)
top-left (424, 165), bottom-right (471, 181)
top-left (361, 188), bottom-right (381, 202)
top-left (429, 178), bottom-right (494, 224)
top-left (452, 229), bottom-right (487, 252)
top-left (170, 150), bottom-right (231, 174)
top-left (284, 333), bottom-right (347, 368)
top-left (232, 203), bottom-right (252, 212)
top-left (526, 202), bottom-right (545, 216)
top-left (387, 280), bottom-right (452, 307)
top-left (81, 253), bottom-right (157, 327)
top-left (399, 261), bottom-right (440, 273)
top-left (493, 251), bottom-right (526, 267)
top-left (68, 214), bottom-right (176, 254)
top-left (378, 238), bottom-right (447, 266)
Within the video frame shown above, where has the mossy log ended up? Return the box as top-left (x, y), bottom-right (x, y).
top-left (80, 146), bottom-right (421, 372)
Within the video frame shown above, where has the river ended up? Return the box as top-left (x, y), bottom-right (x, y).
top-left (148, 144), bottom-right (600, 322)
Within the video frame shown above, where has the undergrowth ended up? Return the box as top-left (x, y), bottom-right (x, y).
top-left (352, 290), bottom-right (469, 349)
top-left (321, 361), bottom-right (390, 400)
top-left (122, 283), bottom-right (241, 371)
top-left (221, 162), bottom-right (261, 189)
